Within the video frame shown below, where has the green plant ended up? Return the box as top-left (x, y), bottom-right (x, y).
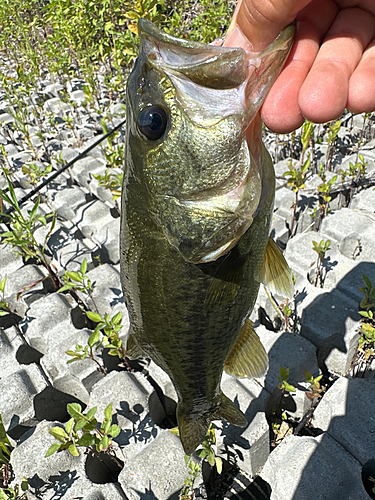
top-left (180, 457), bottom-right (200, 500)
top-left (311, 239), bottom-right (331, 287)
top-left (325, 119), bottom-right (342, 171)
top-left (21, 162), bottom-right (52, 187)
top-left (58, 259), bottom-right (98, 311)
top-left (359, 274), bottom-right (375, 311)
top-left (92, 169), bottom-right (123, 202)
top-left (316, 165), bottom-right (337, 228)
top-left (195, 424), bottom-right (222, 474)
top-left (277, 367), bottom-right (296, 394)
top-left (0, 277), bottom-right (10, 318)
top-left (300, 120), bottom-right (316, 166)
top-left (283, 157), bottom-right (310, 236)
top-left (0, 415), bottom-right (13, 468)
top-left (46, 403), bottom-right (121, 464)
top-left (0, 173), bottom-right (57, 287)
top-left (66, 311), bottom-right (126, 369)
top-left (304, 371), bottom-right (324, 402)
top-left (352, 275), bottom-right (375, 377)
top-left (0, 480), bottom-right (29, 500)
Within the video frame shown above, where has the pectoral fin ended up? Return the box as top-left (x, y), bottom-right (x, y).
top-left (262, 237), bottom-right (294, 299)
top-left (204, 251), bottom-right (247, 312)
top-left (224, 320), bottom-right (268, 378)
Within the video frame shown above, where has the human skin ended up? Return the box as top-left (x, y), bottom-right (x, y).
top-left (224, 0), bottom-right (375, 133)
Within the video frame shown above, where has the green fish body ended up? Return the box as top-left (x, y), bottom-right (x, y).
top-left (120, 19), bottom-right (294, 455)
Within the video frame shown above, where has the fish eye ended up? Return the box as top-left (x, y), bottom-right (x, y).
top-left (137, 106), bottom-right (168, 140)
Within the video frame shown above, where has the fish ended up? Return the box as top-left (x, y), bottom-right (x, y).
top-left (120, 18), bottom-right (294, 455)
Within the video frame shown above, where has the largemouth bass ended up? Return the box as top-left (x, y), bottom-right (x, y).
top-left (120, 19), bottom-right (294, 455)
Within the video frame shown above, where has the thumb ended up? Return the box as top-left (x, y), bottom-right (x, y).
top-left (224, 0), bottom-right (311, 51)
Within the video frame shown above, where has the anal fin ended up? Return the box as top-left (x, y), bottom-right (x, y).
top-left (262, 236), bottom-right (294, 299)
top-left (224, 319), bottom-right (268, 378)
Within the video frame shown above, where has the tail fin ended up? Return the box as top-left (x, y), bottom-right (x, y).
top-left (177, 394), bottom-right (247, 455)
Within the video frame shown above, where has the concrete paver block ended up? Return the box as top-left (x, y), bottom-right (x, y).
top-left (218, 374), bottom-right (270, 476)
top-left (311, 377), bottom-right (375, 465)
top-left (0, 242), bottom-right (23, 275)
top-left (0, 364), bottom-right (48, 433)
top-left (92, 217), bottom-right (121, 264)
top-left (0, 326), bottom-right (25, 379)
top-left (70, 157), bottom-right (106, 192)
top-left (54, 238), bottom-right (96, 272)
top-left (73, 199), bottom-right (115, 240)
top-left (3, 264), bottom-right (47, 315)
top-left (260, 434), bottom-right (369, 500)
top-left (21, 293), bottom-right (73, 350)
top-left (47, 185), bottom-right (88, 220)
top-left (257, 326), bottom-right (320, 392)
top-left (41, 326), bottom-right (99, 382)
top-left (299, 288), bottom-right (360, 375)
top-left (321, 207), bottom-right (375, 262)
top-left (350, 186), bottom-right (375, 214)
top-left (118, 430), bottom-right (186, 500)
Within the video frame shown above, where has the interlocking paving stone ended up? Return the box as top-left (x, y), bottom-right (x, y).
top-left (311, 377), bottom-right (375, 465)
top-left (260, 434), bottom-right (369, 500)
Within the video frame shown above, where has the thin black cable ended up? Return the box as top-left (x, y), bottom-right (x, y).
top-left (1, 118), bottom-right (126, 218)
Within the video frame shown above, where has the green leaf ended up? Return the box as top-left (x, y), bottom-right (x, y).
top-left (74, 418), bottom-right (89, 432)
top-left (48, 426), bottom-right (68, 442)
top-left (85, 406), bottom-right (97, 421)
top-left (104, 403), bottom-right (113, 422)
top-left (67, 403), bottom-right (83, 420)
top-left (65, 271), bottom-right (82, 283)
top-left (45, 442), bottom-right (62, 457)
top-left (283, 382), bottom-right (296, 393)
top-left (68, 442), bottom-right (79, 456)
top-left (21, 477), bottom-right (29, 491)
top-left (28, 196), bottom-right (40, 222)
top-left (109, 424), bottom-right (120, 438)
top-left (81, 258), bottom-right (87, 275)
top-left (86, 311), bottom-right (103, 323)
top-left (215, 456), bottom-right (223, 474)
top-left (57, 283), bottom-right (75, 293)
top-left (111, 311), bottom-right (123, 325)
top-left (279, 366), bottom-right (289, 381)
top-left (77, 433), bottom-right (96, 447)
top-left (169, 427), bottom-right (179, 436)
top-left (206, 453), bottom-right (215, 467)
top-left (100, 435), bottom-right (109, 451)
top-left (363, 274), bottom-right (372, 290)
top-left (0, 275), bottom-right (6, 294)
top-left (88, 329), bottom-right (100, 348)
top-left (65, 417), bottom-right (75, 435)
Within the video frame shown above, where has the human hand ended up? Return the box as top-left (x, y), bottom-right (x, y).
top-left (224, 0), bottom-right (375, 133)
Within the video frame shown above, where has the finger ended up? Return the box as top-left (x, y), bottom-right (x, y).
top-left (298, 7), bottom-right (375, 123)
top-left (348, 39), bottom-right (375, 114)
top-left (225, 0), bottom-right (311, 51)
top-left (262, 0), bottom-right (338, 132)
